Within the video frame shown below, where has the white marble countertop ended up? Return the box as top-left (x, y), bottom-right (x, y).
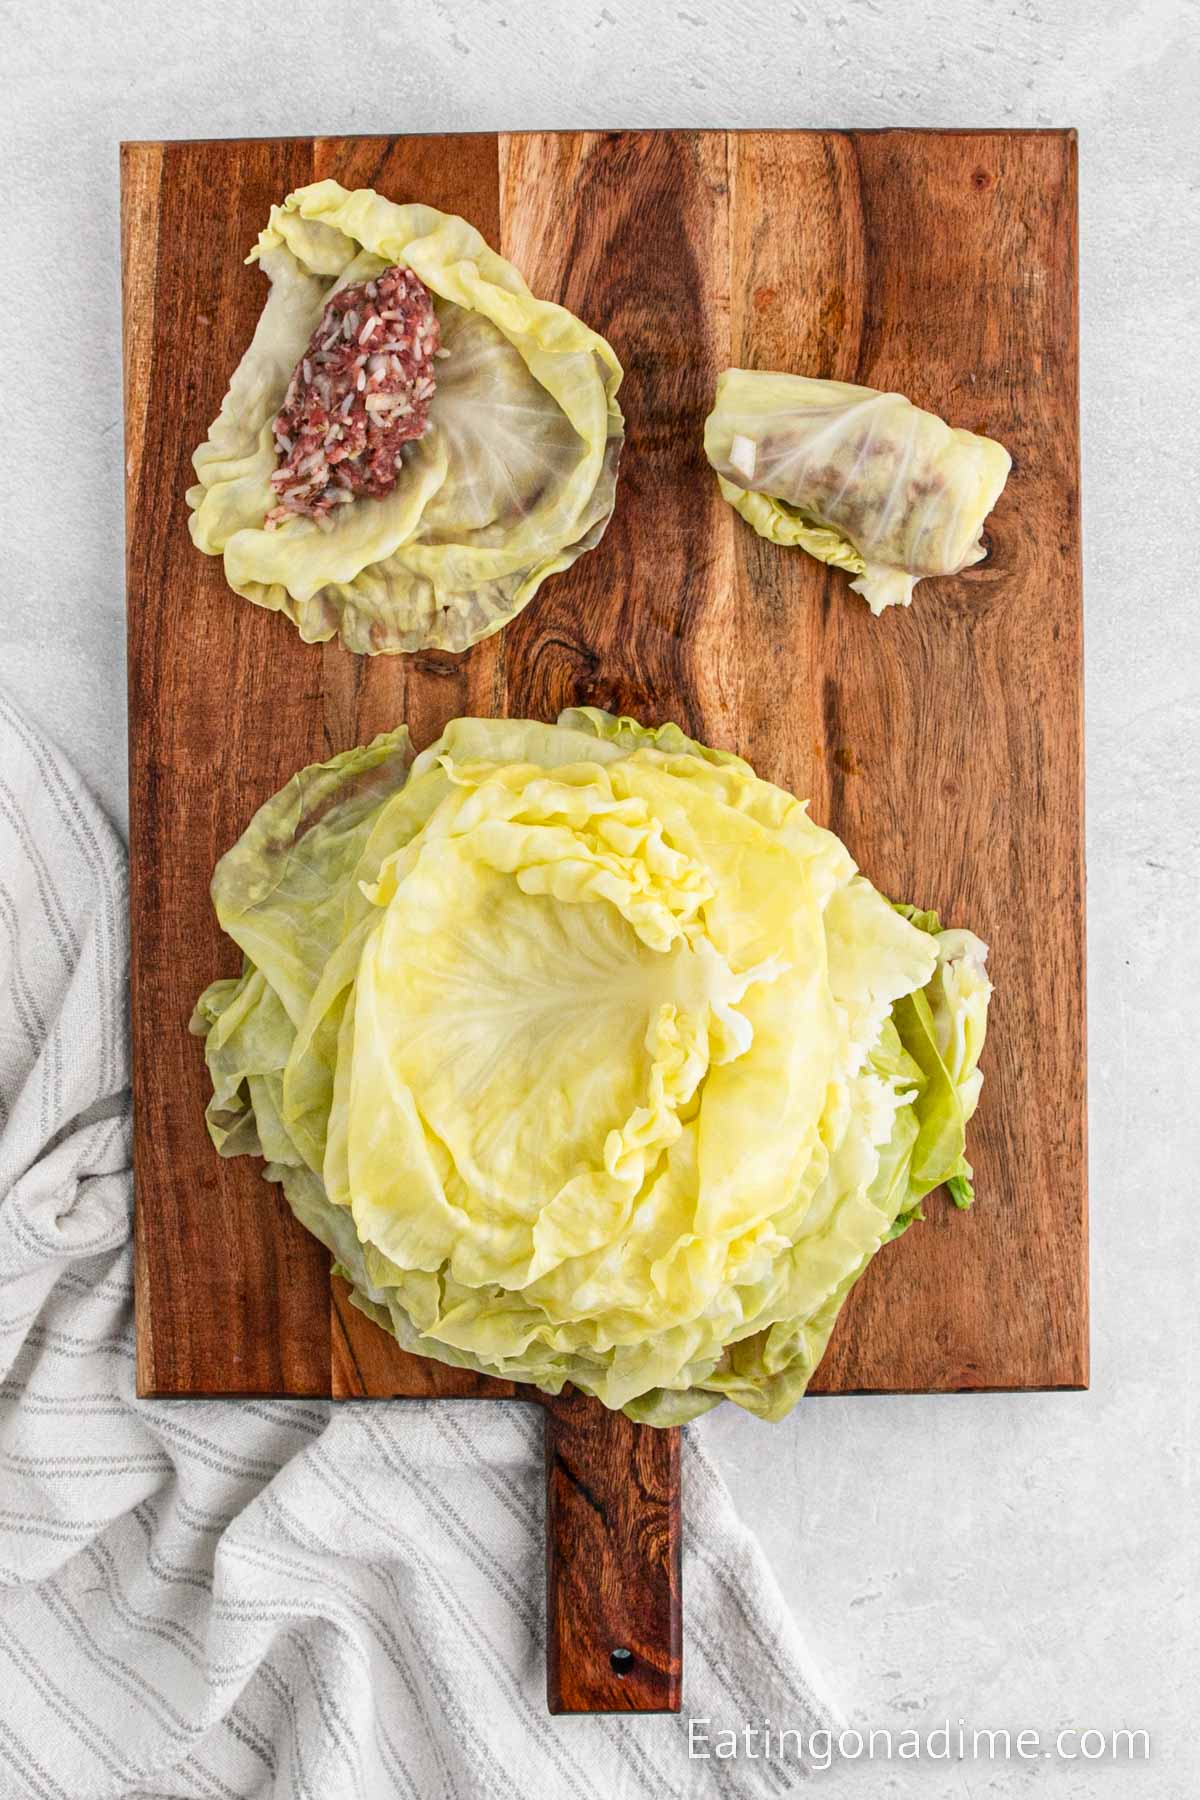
top-left (4, 1), bottom-right (1197, 1792)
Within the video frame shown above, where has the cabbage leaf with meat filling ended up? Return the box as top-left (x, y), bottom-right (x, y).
top-left (705, 369), bottom-right (1011, 614)
top-left (187, 182), bottom-right (624, 653)
top-left (192, 710), bottom-right (992, 1425)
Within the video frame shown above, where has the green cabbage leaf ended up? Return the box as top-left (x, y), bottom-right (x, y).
top-left (192, 711), bottom-right (991, 1424)
top-left (187, 182), bottom-right (624, 654)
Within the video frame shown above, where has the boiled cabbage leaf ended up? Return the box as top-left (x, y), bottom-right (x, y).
top-left (705, 370), bottom-right (1011, 614)
top-left (188, 182), bottom-right (624, 654)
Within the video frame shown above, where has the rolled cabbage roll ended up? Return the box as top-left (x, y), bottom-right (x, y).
top-left (705, 370), bottom-right (1011, 614)
top-left (187, 182), bottom-right (624, 654)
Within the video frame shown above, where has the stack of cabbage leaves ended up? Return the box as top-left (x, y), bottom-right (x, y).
top-left (194, 710), bottom-right (991, 1425)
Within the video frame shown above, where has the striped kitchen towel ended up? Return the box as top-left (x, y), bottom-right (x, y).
top-left (0, 688), bottom-right (841, 1800)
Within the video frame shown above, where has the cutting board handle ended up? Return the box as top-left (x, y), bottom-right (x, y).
top-left (543, 1390), bottom-right (682, 1713)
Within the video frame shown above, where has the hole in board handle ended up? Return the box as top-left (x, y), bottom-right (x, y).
top-left (610, 1647), bottom-right (634, 1676)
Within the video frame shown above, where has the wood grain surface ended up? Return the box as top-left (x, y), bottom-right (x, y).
top-left (545, 1390), bottom-right (682, 1714)
top-left (124, 128), bottom-right (1084, 1713)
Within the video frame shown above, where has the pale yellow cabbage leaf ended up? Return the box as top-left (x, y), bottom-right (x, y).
top-left (187, 182), bottom-right (624, 653)
top-left (705, 369), bottom-right (1011, 614)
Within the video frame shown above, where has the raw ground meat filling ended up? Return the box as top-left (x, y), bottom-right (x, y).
top-left (266, 265), bottom-right (441, 529)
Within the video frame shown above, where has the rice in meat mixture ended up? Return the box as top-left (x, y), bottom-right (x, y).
top-left (266, 265), bottom-right (441, 529)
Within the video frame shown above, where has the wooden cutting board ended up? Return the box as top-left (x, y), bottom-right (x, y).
top-left (123, 128), bottom-right (1085, 1716)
